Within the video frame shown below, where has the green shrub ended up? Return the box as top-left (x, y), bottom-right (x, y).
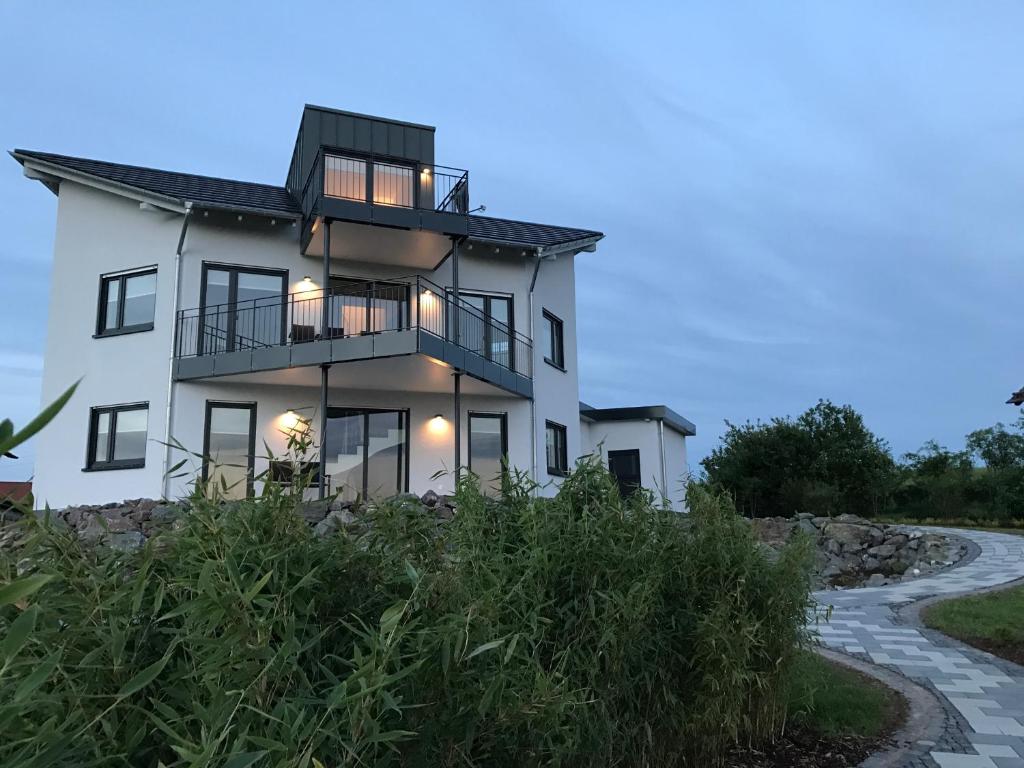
top-left (701, 400), bottom-right (897, 518)
top-left (0, 460), bottom-right (813, 767)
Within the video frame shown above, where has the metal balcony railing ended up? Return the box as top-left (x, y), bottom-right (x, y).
top-left (301, 149), bottom-right (469, 217)
top-left (173, 276), bottom-right (532, 379)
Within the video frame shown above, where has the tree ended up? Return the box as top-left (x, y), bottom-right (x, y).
top-left (701, 400), bottom-right (896, 518)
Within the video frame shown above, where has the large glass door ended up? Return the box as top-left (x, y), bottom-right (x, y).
top-left (328, 278), bottom-right (409, 338)
top-left (203, 401), bottom-right (256, 499)
top-left (200, 266), bottom-right (286, 354)
top-left (323, 407), bottom-right (408, 502)
top-left (448, 291), bottom-right (514, 368)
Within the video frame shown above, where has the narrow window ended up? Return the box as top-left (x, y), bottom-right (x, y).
top-left (542, 310), bottom-right (564, 369)
top-left (545, 420), bottom-right (568, 476)
top-left (97, 268), bottom-right (157, 336)
top-left (203, 401), bottom-right (256, 499)
top-left (608, 449), bottom-right (642, 498)
top-left (469, 412), bottom-right (508, 496)
top-left (86, 403), bottom-right (149, 470)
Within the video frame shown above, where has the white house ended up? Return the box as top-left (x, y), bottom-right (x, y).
top-left (12, 105), bottom-right (695, 509)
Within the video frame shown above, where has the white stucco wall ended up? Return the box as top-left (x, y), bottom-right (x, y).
top-left (33, 181), bottom-right (182, 508)
top-left (30, 182), bottom-right (588, 507)
top-left (166, 380), bottom-right (530, 499)
top-left (580, 417), bottom-right (690, 511)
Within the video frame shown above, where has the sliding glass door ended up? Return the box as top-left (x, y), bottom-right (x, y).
top-left (328, 278), bottom-right (409, 338)
top-left (200, 265), bottom-right (286, 354)
top-left (323, 407), bottom-right (408, 502)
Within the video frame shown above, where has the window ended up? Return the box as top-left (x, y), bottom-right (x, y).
top-left (86, 403), bottom-right (148, 470)
top-left (608, 449), bottom-right (642, 498)
top-left (324, 408), bottom-right (408, 502)
top-left (200, 265), bottom-right (287, 354)
top-left (324, 154), bottom-right (415, 208)
top-left (545, 421), bottom-right (568, 476)
top-left (449, 291), bottom-right (515, 369)
top-left (469, 412), bottom-right (508, 496)
top-left (542, 310), bottom-right (564, 369)
top-left (96, 268), bottom-right (157, 336)
top-left (328, 277), bottom-right (409, 337)
top-left (203, 402), bottom-right (256, 499)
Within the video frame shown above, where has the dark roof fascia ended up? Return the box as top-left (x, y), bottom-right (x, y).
top-left (303, 103), bottom-right (436, 132)
top-left (578, 403), bottom-right (696, 437)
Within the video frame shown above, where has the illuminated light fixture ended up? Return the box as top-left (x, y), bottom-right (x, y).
top-left (237, 214), bottom-right (243, 222)
top-left (421, 167), bottom-right (431, 175)
top-left (282, 410), bottom-right (301, 430)
top-left (428, 413), bottom-right (447, 434)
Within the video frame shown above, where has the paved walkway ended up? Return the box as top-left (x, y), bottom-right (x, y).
top-left (813, 528), bottom-right (1024, 768)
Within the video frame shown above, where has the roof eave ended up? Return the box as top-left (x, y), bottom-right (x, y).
top-left (12, 151), bottom-right (188, 214)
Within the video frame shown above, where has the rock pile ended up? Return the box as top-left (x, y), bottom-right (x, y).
top-left (0, 492), bottom-right (458, 552)
top-left (750, 513), bottom-right (968, 588)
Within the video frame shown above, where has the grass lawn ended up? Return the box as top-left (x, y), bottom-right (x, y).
top-left (922, 585), bottom-right (1024, 665)
top-left (787, 651), bottom-right (903, 738)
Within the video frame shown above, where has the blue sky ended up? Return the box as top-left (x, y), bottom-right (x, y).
top-left (2, 1), bottom-right (1023, 482)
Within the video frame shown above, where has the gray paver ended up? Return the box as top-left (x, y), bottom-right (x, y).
top-left (813, 528), bottom-right (1024, 767)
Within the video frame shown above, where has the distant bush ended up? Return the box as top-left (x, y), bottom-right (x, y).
top-left (0, 461), bottom-right (814, 767)
top-left (892, 419), bottom-right (1024, 522)
top-left (701, 400), bottom-right (897, 518)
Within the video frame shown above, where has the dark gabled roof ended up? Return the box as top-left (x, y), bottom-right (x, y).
top-left (579, 401), bottom-right (697, 437)
top-left (11, 149), bottom-right (603, 250)
top-left (467, 214), bottom-right (602, 252)
top-left (11, 149), bottom-right (301, 217)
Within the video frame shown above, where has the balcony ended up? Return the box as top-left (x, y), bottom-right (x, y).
top-left (172, 276), bottom-right (533, 398)
top-left (299, 150), bottom-right (470, 265)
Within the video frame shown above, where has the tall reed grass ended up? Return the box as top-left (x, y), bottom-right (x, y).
top-left (0, 459), bottom-right (813, 767)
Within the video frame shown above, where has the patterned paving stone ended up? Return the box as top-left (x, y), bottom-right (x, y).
top-left (812, 528), bottom-right (1024, 767)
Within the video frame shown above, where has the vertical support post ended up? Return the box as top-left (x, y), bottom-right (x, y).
top-left (319, 363), bottom-right (328, 500)
top-left (452, 236), bottom-right (462, 484)
top-left (322, 218), bottom-right (331, 335)
top-left (318, 219), bottom-right (331, 501)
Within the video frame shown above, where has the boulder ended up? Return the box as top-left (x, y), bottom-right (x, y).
top-left (108, 531), bottom-right (146, 552)
top-left (824, 522), bottom-right (869, 548)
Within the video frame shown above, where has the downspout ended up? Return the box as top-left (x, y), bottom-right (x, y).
top-left (528, 251), bottom-right (543, 487)
top-left (162, 202), bottom-right (192, 499)
top-left (658, 418), bottom-right (669, 508)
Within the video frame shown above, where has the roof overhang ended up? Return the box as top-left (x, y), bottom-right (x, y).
top-left (12, 151), bottom-right (188, 214)
top-left (579, 402), bottom-right (696, 437)
top-left (10, 150), bottom-right (301, 220)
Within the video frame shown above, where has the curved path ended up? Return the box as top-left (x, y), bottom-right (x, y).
top-left (813, 528), bottom-right (1024, 768)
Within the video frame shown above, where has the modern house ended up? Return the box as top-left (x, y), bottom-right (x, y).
top-left (12, 105), bottom-right (694, 510)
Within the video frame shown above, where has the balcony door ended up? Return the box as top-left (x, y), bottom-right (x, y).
top-left (200, 265), bottom-right (287, 354)
top-left (328, 278), bottom-right (409, 338)
top-left (323, 407), bottom-right (408, 502)
top-left (449, 291), bottom-right (514, 369)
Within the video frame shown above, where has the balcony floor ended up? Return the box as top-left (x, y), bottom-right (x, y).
top-left (184, 352), bottom-right (517, 398)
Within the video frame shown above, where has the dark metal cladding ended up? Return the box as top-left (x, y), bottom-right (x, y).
top-left (285, 104), bottom-right (436, 201)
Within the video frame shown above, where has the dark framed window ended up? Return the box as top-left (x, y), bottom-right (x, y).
top-left (542, 310), bottom-right (564, 370)
top-left (324, 407), bottom-right (409, 502)
top-left (202, 401), bottom-right (257, 499)
top-left (199, 264), bottom-right (287, 354)
top-left (545, 420), bottom-right (568, 476)
top-left (448, 290), bottom-right (515, 369)
top-left (323, 152), bottom-right (416, 208)
top-left (327, 276), bottom-right (410, 338)
top-left (608, 449), bottom-right (642, 498)
top-left (469, 412), bottom-right (508, 496)
top-left (96, 268), bottom-right (157, 336)
top-left (85, 403), bottom-right (149, 470)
